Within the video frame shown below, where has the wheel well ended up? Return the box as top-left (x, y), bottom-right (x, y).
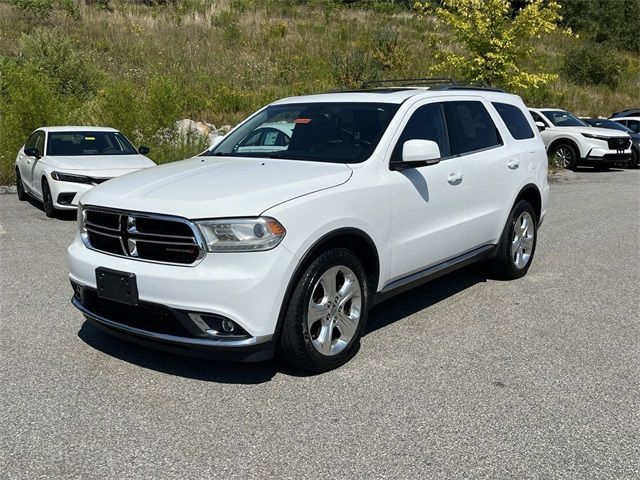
top-left (548, 137), bottom-right (580, 157)
top-left (300, 230), bottom-right (380, 295)
top-left (515, 185), bottom-right (542, 223)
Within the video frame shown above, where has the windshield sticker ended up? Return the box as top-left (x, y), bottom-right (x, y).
top-left (84, 136), bottom-right (96, 141)
top-left (294, 118), bottom-right (312, 124)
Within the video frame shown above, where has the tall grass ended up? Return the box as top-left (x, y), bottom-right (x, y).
top-left (0, 0), bottom-right (638, 183)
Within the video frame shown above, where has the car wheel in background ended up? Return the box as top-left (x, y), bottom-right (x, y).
top-left (42, 178), bottom-right (56, 218)
top-left (629, 150), bottom-right (639, 169)
top-left (16, 169), bottom-right (26, 201)
top-left (493, 200), bottom-right (537, 280)
top-left (278, 248), bottom-right (369, 373)
top-left (550, 144), bottom-right (577, 170)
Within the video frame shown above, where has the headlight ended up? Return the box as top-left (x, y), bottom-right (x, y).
top-left (581, 133), bottom-right (608, 140)
top-left (196, 217), bottom-right (286, 252)
top-left (51, 171), bottom-right (92, 184)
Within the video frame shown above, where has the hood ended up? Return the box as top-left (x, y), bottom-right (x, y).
top-left (80, 156), bottom-right (353, 218)
top-left (44, 154), bottom-right (155, 177)
top-left (553, 126), bottom-right (631, 137)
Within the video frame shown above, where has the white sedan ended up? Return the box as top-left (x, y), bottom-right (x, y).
top-left (15, 126), bottom-right (156, 217)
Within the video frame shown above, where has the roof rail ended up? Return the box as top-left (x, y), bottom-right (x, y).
top-left (360, 77), bottom-right (458, 89)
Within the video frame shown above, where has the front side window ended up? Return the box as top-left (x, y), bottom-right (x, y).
top-left (25, 131), bottom-right (41, 149)
top-left (207, 102), bottom-right (399, 164)
top-left (35, 132), bottom-right (45, 153)
top-left (626, 120), bottom-right (640, 133)
top-left (541, 110), bottom-right (587, 127)
top-left (492, 102), bottom-right (534, 140)
top-left (47, 131), bottom-right (137, 156)
top-left (444, 101), bottom-right (502, 155)
top-left (392, 103), bottom-right (449, 161)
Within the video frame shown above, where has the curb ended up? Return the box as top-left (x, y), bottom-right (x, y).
top-left (547, 169), bottom-right (577, 183)
top-left (0, 185), bottom-right (17, 194)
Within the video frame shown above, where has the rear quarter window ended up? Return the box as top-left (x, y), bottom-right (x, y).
top-left (492, 102), bottom-right (535, 140)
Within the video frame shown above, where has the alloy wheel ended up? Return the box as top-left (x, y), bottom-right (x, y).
top-left (511, 212), bottom-right (535, 269)
top-left (307, 265), bottom-right (362, 356)
top-left (554, 147), bottom-right (573, 168)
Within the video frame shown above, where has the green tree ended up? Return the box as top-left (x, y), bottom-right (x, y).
top-left (415, 0), bottom-right (563, 91)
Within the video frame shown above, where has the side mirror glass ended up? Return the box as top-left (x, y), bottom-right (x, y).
top-left (24, 147), bottom-right (41, 159)
top-left (138, 145), bottom-right (150, 155)
top-left (535, 121), bottom-right (547, 131)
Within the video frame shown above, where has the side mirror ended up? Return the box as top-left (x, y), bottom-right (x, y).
top-left (390, 139), bottom-right (441, 170)
top-left (24, 147), bottom-right (41, 159)
top-left (535, 121), bottom-right (547, 131)
top-left (138, 145), bottom-right (150, 155)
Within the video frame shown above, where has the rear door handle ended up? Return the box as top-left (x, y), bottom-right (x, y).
top-left (507, 159), bottom-right (520, 169)
top-left (447, 172), bottom-right (463, 185)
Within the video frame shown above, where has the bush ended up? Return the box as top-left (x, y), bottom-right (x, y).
top-left (562, 43), bottom-right (625, 88)
top-left (8, 0), bottom-right (54, 20)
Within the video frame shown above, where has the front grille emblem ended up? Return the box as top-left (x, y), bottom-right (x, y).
top-left (127, 238), bottom-right (139, 257)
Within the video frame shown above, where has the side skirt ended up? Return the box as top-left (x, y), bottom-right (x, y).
top-left (372, 244), bottom-right (496, 306)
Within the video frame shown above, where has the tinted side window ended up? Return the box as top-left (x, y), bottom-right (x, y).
top-left (529, 111), bottom-right (546, 125)
top-left (392, 103), bottom-right (449, 161)
top-left (35, 132), bottom-right (46, 153)
top-left (25, 132), bottom-right (39, 149)
top-left (444, 101), bottom-right (502, 155)
top-left (627, 120), bottom-right (640, 133)
top-left (492, 102), bottom-right (534, 140)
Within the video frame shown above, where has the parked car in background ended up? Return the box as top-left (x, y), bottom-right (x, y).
top-left (610, 108), bottom-right (640, 119)
top-left (528, 108), bottom-right (632, 170)
top-left (15, 127), bottom-right (156, 217)
top-left (583, 118), bottom-right (640, 168)
top-left (68, 81), bottom-right (549, 372)
top-left (611, 116), bottom-right (640, 135)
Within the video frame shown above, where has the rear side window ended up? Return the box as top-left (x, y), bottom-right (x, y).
top-left (443, 101), bottom-right (502, 155)
top-left (392, 103), bottom-right (450, 160)
top-left (492, 102), bottom-right (534, 140)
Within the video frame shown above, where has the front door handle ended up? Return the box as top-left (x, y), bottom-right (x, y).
top-left (507, 159), bottom-right (520, 169)
top-left (447, 172), bottom-right (463, 185)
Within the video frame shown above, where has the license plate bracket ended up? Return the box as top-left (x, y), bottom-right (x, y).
top-left (96, 267), bottom-right (139, 305)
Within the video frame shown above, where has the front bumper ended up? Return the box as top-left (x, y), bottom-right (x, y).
top-left (68, 233), bottom-right (298, 359)
top-left (50, 180), bottom-right (94, 210)
top-left (581, 153), bottom-right (632, 166)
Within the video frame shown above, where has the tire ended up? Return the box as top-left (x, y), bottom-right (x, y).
top-left (278, 248), bottom-right (369, 373)
top-left (628, 149), bottom-right (639, 169)
top-left (493, 200), bottom-right (537, 280)
top-left (550, 143), bottom-right (577, 170)
top-left (42, 178), bottom-right (56, 218)
top-left (16, 168), bottom-right (26, 201)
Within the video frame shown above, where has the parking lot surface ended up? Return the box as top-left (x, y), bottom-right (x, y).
top-left (1, 169), bottom-right (639, 479)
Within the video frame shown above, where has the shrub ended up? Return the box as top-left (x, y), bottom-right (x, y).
top-left (562, 43), bottom-right (625, 88)
top-left (8, 0), bottom-right (54, 20)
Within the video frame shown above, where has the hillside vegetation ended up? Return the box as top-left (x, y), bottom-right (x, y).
top-left (0, 0), bottom-right (639, 184)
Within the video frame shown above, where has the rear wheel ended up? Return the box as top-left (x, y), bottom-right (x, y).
top-left (16, 168), bottom-right (26, 201)
top-left (42, 178), bottom-right (56, 218)
top-left (550, 144), bottom-right (577, 170)
top-left (278, 248), bottom-right (369, 373)
top-left (493, 200), bottom-right (537, 280)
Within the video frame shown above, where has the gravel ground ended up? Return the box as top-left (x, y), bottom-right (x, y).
top-left (1, 169), bottom-right (639, 479)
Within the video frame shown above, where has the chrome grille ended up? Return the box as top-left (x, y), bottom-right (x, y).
top-left (82, 207), bottom-right (205, 265)
top-left (607, 137), bottom-right (631, 150)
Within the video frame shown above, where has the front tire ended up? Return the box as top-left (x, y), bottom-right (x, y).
top-left (493, 200), bottom-right (537, 280)
top-left (278, 248), bottom-right (369, 373)
top-left (550, 144), bottom-right (577, 170)
top-left (42, 178), bottom-right (56, 218)
top-left (628, 150), bottom-right (639, 169)
top-left (16, 169), bottom-right (26, 201)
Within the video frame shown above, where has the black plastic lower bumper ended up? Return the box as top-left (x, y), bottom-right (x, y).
top-left (581, 153), bottom-right (631, 166)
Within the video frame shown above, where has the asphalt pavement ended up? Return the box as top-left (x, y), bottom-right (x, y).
top-left (1, 169), bottom-right (639, 479)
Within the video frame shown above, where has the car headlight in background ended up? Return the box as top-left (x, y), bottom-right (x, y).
top-left (196, 217), bottom-right (286, 252)
top-left (51, 171), bottom-right (92, 184)
top-left (581, 133), bottom-right (609, 141)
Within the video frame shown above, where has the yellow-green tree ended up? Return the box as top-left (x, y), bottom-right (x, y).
top-left (415, 0), bottom-right (563, 91)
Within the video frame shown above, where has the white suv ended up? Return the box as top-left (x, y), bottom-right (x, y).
top-left (529, 108), bottom-right (632, 170)
top-left (68, 82), bottom-right (549, 372)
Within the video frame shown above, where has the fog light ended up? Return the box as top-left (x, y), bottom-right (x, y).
top-left (221, 319), bottom-right (235, 333)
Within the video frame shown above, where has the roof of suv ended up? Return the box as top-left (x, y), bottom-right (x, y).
top-left (272, 87), bottom-right (521, 106)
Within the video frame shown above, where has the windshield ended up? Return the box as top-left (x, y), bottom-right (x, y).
top-left (585, 119), bottom-right (632, 133)
top-left (205, 102), bottom-right (400, 163)
top-left (542, 110), bottom-right (587, 127)
top-left (47, 131), bottom-right (137, 156)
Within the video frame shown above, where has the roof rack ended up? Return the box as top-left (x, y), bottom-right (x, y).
top-left (358, 77), bottom-right (505, 93)
top-left (361, 77), bottom-right (457, 89)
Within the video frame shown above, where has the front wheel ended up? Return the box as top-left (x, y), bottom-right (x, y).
top-left (278, 248), bottom-right (369, 373)
top-left (550, 144), bottom-right (577, 170)
top-left (42, 179), bottom-right (56, 218)
top-left (16, 169), bottom-right (27, 201)
top-left (493, 200), bottom-right (537, 280)
top-left (628, 150), bottom-right (639, 169)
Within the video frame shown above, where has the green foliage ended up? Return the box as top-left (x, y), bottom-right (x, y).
top-left (8, 0), bottom-right (54, 20)
top-left (19, 28), bottom-right (101, 98)
top-left (563, 43), bottom-right (626, 88)
top-left (415, 0), bottom-right (563, 92)
top-left (558, 0), bottom-right (640, 53)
